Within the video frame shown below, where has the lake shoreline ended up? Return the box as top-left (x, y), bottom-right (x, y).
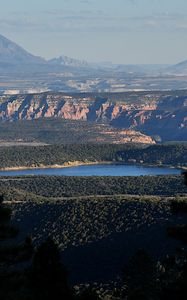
top-left (0, 160), bottom-right (184, 172)
top-left (0, 161), bottom-right (108, 171)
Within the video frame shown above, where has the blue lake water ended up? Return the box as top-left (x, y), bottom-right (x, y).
top-left (0, 164), bottom-right (181, 177)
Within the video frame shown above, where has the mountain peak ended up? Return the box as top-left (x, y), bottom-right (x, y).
top-left (0, 33), bottom-right (45, 65)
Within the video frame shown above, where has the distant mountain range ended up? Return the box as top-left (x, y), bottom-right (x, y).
top-left (0, 33), bottom-right (187, 75)
top-left (48, 55), bottom-right (88, 68)
top-left (166, 60), bottom-right (187, 75)
top-left (0, 34), bottom-right (90, 72)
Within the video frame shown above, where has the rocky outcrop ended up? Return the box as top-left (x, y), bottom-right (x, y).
top-left (99, 129), bottom-right (154, 144)
top-left (0, 92), bottom-right (186, 142)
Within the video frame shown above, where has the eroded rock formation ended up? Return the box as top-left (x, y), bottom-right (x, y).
top-left (0, 92), bottom-right (186, 142)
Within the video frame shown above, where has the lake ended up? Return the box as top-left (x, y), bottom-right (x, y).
top-left (0, 164), bottom-right (181, 176)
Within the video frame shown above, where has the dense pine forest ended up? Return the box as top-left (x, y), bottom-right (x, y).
top-left (0, 143), bottom-right (186, 169)
top-left (0, 143), bottom-right (186, 299)
top-left (1, 180), bottom-right (187, 299)
top-left (0, 175), bottom-right (185, 199)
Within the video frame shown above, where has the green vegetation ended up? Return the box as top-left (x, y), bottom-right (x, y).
top-left (0, 119), bottom-right (116, 144)
top-left (0, 143), bottom-right (136, 168)
top-left (0, 194), bottom-right (18, 240)
top-left (11, 195), bottom-right (172, 250)
top-left (0, 91), bottom-right (186, 299)
top-left (0, 194), bottom-right (99, 300)
top-left (167, 189), bottom-right (187, 244)
top-left (0, 143), bottom-right (186, 169)
top-left (117, 143), bottom-right (187, 166)
top-left (0, 153), bottom-right (186, 299)
top-left (102, 176), bottom-right (187, 300)
top-left (0, 175), bottom-right (185, 199)
top-left (170, 198), bottom-right (187, 214)
top-left (8, 192), bottom-right (187, 298)
top-left (0, 172), bottom-right (186, 299)
top-left (0, 195), bottom-right (33, 300)
top-left (28, 238), bottom-right (72, 300)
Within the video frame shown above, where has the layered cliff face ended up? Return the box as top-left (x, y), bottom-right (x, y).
top-left (0, 93), bottom-right (186, 142)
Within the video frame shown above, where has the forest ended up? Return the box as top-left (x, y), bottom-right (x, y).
top-left (0, 143), bottom-right (186, 169)
top-left (0, 175), bottom-right (186, 199)
top-left (0, 142), bottom-right (186, 299)
top-left (1, 185), bottom-right (187, 299)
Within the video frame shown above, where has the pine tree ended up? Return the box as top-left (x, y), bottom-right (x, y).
top-left (0, 193), bottom-right (33, 300)
top-left (28, 237), bottom-right (73, 300)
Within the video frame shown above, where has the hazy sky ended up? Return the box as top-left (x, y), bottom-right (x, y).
top-left (0, 0), bottom-right (187, 64)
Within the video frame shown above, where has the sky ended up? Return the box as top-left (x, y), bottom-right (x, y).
top-left (0, 0), bottom-right (187, 64)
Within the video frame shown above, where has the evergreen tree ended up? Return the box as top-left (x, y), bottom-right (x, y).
top-left (0, 193), bottom-right (33, 300)
top-left (159, 173), bottom-right (187, 300)
top-left (28, 237), bottom-right (73, 300)
top-left (122, 249), bottom-right (156, 300)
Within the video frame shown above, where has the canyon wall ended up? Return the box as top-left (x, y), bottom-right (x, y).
top-left (0, 92), bottom-right (186, 141)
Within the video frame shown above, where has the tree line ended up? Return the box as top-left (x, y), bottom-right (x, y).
top-left (0, 175), bottom-right (185, 199)
top-left (0, 143), bottom-right (186, 169)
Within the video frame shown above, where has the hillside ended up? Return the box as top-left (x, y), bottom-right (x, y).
top-left (0, 91), bottom-right (186, 142)
top-left (0, 143), bottom-right (186, 169)
top-left (166, 60), bottom-right (187, 75)
top-left (10, 194), bottom-right (186, 284)
top-left (0, 34), bottom-right (45, 68)
top-left (0, 34), bottom-right (92, 73)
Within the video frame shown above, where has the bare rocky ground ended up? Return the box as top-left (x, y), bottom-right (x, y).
top-left (0, 141), bottom-right (48, 147)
